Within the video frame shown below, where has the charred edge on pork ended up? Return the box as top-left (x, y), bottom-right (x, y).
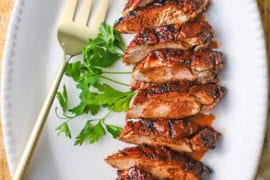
top-left (127, 82), bottom-right (226, 119)
top-left (131, 49), bottom-right (224, 89)
top-left (117, 166), bottom-right (157, 180)
top-left (123, 21), bottom-right (215, 65)
top-left (106, 145), bottom-right (212, 180)
top-left (122, 0), bottom-right (155, 16)
top-left (116, 0), bottom-right (210, 33)
top-left (120, 119), bottom-right (221, 152)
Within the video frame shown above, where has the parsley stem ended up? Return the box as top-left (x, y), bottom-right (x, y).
top-left (88, 111), bottom-right (111, 122)
top-left (55, 113), bottom-right (69, 120)
top-left (55, 107), bottom-right (76, 120)
top-left (102, 111), bottom-right (111, 121)
top-left (103, 71), bottom-right (132, 75)
top-left (100, 76), bottom-right (130, 87)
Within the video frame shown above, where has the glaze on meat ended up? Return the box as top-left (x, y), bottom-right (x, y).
top-left (123, 21), bottom-right (215, 64)
top-left (106, 145), bottom-right (212, 180)
top-left (119, 119), bottom-right (221, 152)
top-left (115, 0), bottom-right (210, 33)
top-left (127, 82), bottom-right (226, 119)
top-left (107, 0), bottom-right (226, 179)
top-left (122, 0), bottom-right (155, 16)
top-left (117, 166), bottom-right (157, 180)
top-left (131, 49), bottom-right (224, 89)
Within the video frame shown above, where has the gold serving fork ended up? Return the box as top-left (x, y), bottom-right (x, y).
top-left (13, 0), bottom-right (109, 179)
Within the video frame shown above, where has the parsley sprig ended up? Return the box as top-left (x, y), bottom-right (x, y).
top-left (74, 112), bottom-right (122, 145)
top-left (55, 23), bottom-right (135, 145)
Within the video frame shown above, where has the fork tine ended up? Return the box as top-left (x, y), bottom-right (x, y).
top-left (61, 0), bottom-right (79, 22)
top-left (90, 0), bottom-right (109, 35)
top-left (77, 0), bottom-right (93, 25)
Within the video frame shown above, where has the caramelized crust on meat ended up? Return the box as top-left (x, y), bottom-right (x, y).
top-left (131, 80), bottom-right (156, 91)
top-left (190, 127), bottom-right (221, 151)
top-left (123, 21), bottom-right (215, 64)
top-left (124, 119), bottom-right (200, 139)
top-left (131, 49), bottom-right (224, 88)
top-left (127, 82), bottom-right (226, 119)
top-left (117, 166), bottom-right (157, 180)
top-left (119, 119), bottom-right (221, 152)
top-left (123, 0), bottom-right (155, 16)
top-left (105, 145), bottom-right (212, 180)
top-left (115, 0), bottom-right (210, 33)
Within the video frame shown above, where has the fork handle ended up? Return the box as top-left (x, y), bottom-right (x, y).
top-left (13, 55), bottom-right (70, 180)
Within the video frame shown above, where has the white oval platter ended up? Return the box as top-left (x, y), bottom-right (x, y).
top-left (1, 0), bottom-right (268, 180)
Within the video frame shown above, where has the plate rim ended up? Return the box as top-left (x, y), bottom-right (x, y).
top-left (1, 0), bottom-right (268, 178)
top-left (1, 0), bottom-right (26, 173)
